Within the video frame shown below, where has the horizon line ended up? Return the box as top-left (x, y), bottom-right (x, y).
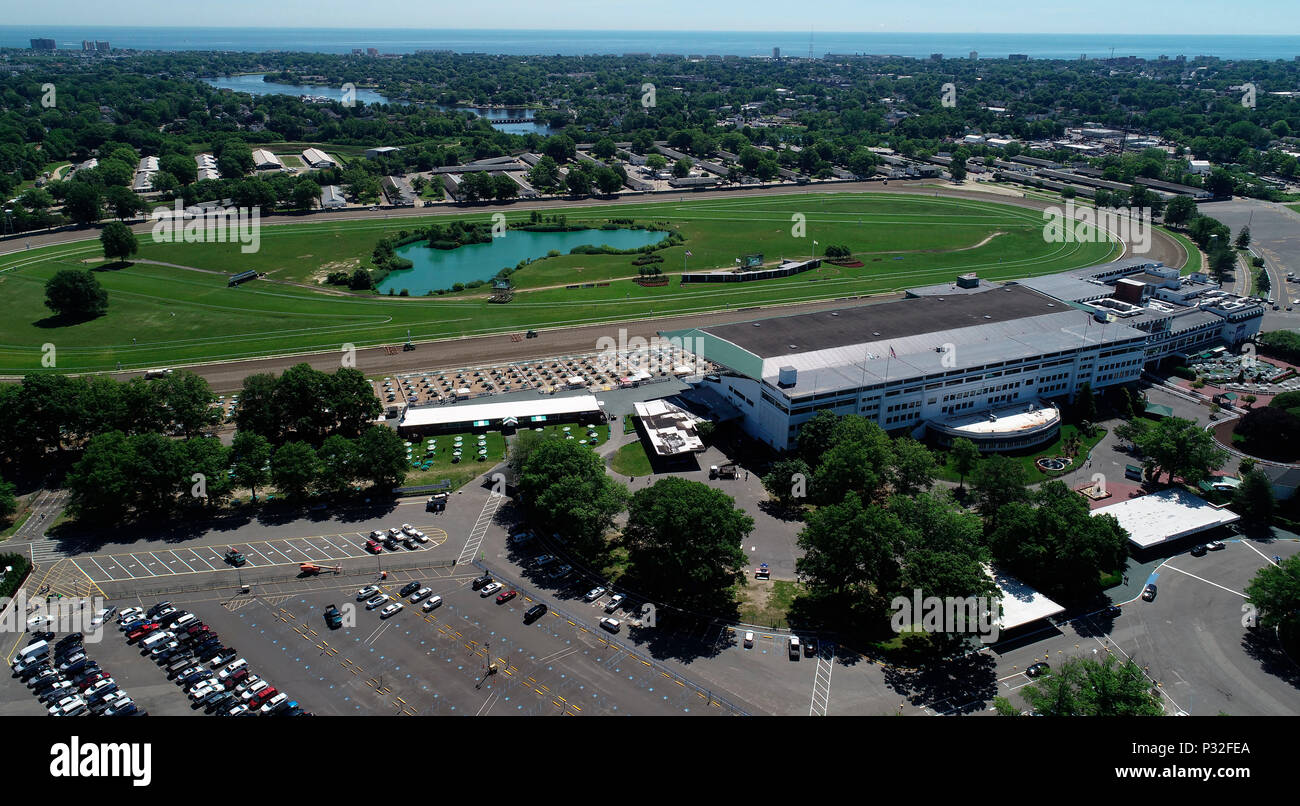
top-left (3, 25), bottom-right (1295, 37)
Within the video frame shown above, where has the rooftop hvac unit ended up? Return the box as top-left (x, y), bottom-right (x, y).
top-left (778, 366), bottom-right (797, 387)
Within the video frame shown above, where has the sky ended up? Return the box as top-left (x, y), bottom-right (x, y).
top-left (1, 0), bottom-right (1292, 36)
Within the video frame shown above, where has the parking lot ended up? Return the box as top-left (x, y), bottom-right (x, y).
top-left (68, 525), bottom-right (449, 584)
top-left (108, 565), bottom-right (752, 716)
top-left (975, 536), bottom-right (1300, 717)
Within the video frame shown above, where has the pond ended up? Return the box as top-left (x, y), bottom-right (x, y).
top-left (434, 105), bottom-right (557, 136)
top-left (203, 74), bottom-right (391, 105)
top-left (379, 228), bottom-right (669, 295)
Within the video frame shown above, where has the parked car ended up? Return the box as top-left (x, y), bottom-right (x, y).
top-left (399, 581), bottom-right (422, 598)
top-left (365, 594), bottom-right (390, 610)
top-left (1191, 544), bottom-right (1208, 557)
top-left (524, 603), bottom-right (548, 624)
top-left (410, 587), bottom-right (433, 603)
top-left (788, 636), bottom-right (801, 659)
top-left (117, 607), bottom-right (144, 624)
top-left (356, 585), bottom-right (380, 600)
top-left (1026, 662), bottom-right (1051, 678)
top-left (480, 582), bottom-right (503, 597)
top-left (471, 574), bottom-right (493, 591)
top-left (599, 617), bottom-right (621, 633)
top-left (412, 530), bottom-right (429, 543)
top-left (496, 589), bottom-right (517, 604)
top-left (743, 631), bottom-right (754, 648)
top-left (366, 539), bottom-right (383, 554)
top-left (380, 602), bottom-right (404, 618)
top-left (218, 658), bottom-right (248, 682)
top-left (324, 605), bottom-right (343, 629)
top-left (584, 587), bottom-right (607, 602)
top-left (1207, 540), bottom-right (1226, 551)
top-left (421, 596), bottom-right (443, 612)
top-left (604, 593), bottom-right (626, 613)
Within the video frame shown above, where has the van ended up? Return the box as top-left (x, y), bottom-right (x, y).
top-left (15, 640), bottom-right (50, 662)
top-left (139, 631), bottom-right (173, 651)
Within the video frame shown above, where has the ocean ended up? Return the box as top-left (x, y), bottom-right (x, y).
top-left (3, 27), bottom-right (1299, 61)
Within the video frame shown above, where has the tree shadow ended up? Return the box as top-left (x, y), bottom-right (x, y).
top-left (755, 499), bottom-right (806, 523)
top-left (33, 310), bottom-right (106, 329)
top-left (882, 649), bottom-right (1000, 715)
top-left (1240, 628), bottom-right (1300, 694)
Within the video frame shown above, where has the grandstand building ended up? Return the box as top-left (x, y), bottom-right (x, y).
top-left (665, 259), bottom-right (1263, 451)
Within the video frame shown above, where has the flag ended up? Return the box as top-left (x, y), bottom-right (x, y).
top-left (889, 345), bottom-right (897, 359)
top-left (684, 250), bottom-right (692, 257)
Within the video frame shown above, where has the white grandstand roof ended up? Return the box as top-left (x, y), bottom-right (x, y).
top-left (991, 567), bottom-right (1065, 631)
top-left (398, 395), bottom-right (602, 429)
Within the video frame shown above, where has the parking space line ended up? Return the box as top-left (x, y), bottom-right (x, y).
top-left (169, 550), bottom-right (197, 574)
top-left (1161, 563), bottom-right (1247, 598)
top-left (129, 553), bottom-right (159, 576)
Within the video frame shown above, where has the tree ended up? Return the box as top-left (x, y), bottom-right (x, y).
top-left (103, 185), bottom-right (143, 220)
top-left (622, 477), bottom-right (752, 613)
top-left (891, 438), bottom-right (937, 496)
top-left (795, 410), bottom-right (839, 467)
top-left (62, 181), bottom-right (103, 225)
top-left (1163, 195), bottom-right (1197, 227)
top-left (234, 373), bottom-right (283, 443)
top-left (1132, 416), bottom-right (1227, 485)
top-left (157, 370), bottom-right (219, 437)
top-left (491, 173), bottom-right (519, 200)
top-left (949, 156), bottom-right (966, 182)
top-left (1021, 655), bottom-right (1164, 716)
top-left (271, 441), bottom-right (319, 500)
top-left (1236, 406), bottom-right (1300, 462)
top-left (0, 477), bottom-right (15, 521)
top-left (316, 434), bottom-right (360, 494)
top-left (1232, 227), bottom-right (1251, 251)
top-left (761, 458), bottom-right (811, 509)
top-left (65, 431), bottom-right (138, 523)
top-left (526, 155), bottom-right (561, 192)
top-left (290, 177), bottom-right (320, 210)
top-left (988, 481), bottom-right (1129, 600)
top-left (672, 158), bottom-right (692, 178)
top-left (564, 168), bottom-right (592, 196)
top-left (591, 137), bottom-right (617, 159)
top-left (231, 431), bottom-right (272, 500)
top-left (970, 455), bottom-right (1031, 526)
top-left (594, 165), bottom-right (623, 195)
top-left (542, 135), bottom-right (576, 164)
top-left (811, 417), bottom-right (895, 505)
top-left (1074, 382), bottom-right (1097, 423)
top-left (1232, 469), bottom-right (1275, 524)
top-left (328, 368), bottom-right (383, 438)
top-left (181, 436), bottom-right (233, 506)
top-left (518, 440), bottom-right (626, 559)
top-left (354, 425), bottom-right (409, 489)
top-left (950, 438), bottom-right (981, 490)
top-left (44, 269), bottom-right (108, 319)
top-left (1244, 554), bottom-right (1300, 633)
top-left (99, 221), bottom-right (137, 262)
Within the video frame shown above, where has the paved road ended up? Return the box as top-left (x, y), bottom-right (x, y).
top-left (0, 182), bottom-right (1185, 391)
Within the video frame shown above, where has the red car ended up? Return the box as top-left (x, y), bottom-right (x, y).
top-left (496, 589), bottom-right (518, 604)
top-left (127, 623), bottom-right (161, 642)
top-left (249, 687), bottom-right (277, 708)
top-left (365, 539), bottom-right (383, 554)
top-left (223, 668), bottom-right (249, 689)
top-left (78, 672), bottom-right (109, 690)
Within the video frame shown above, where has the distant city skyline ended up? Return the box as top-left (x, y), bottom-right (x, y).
top-left (2, 1), bottom-right (1292, 36)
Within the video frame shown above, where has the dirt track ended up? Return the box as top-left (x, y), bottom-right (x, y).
top-left (0, 181), bottom-right (1185, 391)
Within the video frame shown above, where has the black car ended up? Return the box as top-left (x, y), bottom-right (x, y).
top-left (402, 538), bottom-right (418, 550)
top-left (56, 632), bottom-right (84, 649)
top-left (165, 660), bottom-right (196, 677)
top-left (383, 536), bottom-right (399, 550)
top-left (1026, 662), bottom-right (1051, 678)
top-left (69, 664), bottom-right (102, 685)
top-left (803, 638), bottom-right (818, 657)
top-left (523, 603), bottom-right (548, 624)
top-left (1103, 605), bottom-right (1122, 618)
top-left (1142, 584), bottom-right (1158, 602)
top-left (471, 574), bottom-right (493, 591)
top-left (323, 605), bottom-right (342, 629)
top-left (1191, 544), bottom-right (1208, 557)
top-left (399, 582), bottom-right (422, 598)
top-left (208, 649), bottom-right (238, 667)
top-left (25, 668), bottom-right (58, 688)
top-left (196, 644), bottom-right (228, 662)
top-left (204, 691), bottom-right (236, 713)
top-left (191, 636), bottom-right (222, 653)
top-left (181, 670), bottom-right (212, 686)
top-left (146, 601), bottom-right (172, 618)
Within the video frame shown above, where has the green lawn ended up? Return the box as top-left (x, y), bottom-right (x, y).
top-left (608, 440), bottom-right (653, 477)
top-left (934, 424), bottom-right (1109, 484)
top-left (1161, 227), bottom-right (1204, 273)
top-left (0, 193), bottom-right (1120, 373)
top-left (736, 578), bottom-right (802, 629)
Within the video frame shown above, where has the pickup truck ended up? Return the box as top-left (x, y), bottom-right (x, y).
top-left (323, 605), bottom-right (343, 629)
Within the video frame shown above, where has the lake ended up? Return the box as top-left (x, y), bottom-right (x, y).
top-left (380, 228), bottom-right (669, 295)
top-left (202, 73), bottom-right (392, 105)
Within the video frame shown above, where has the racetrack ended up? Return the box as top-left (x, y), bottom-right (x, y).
top-left (0, 181), bottom-right (1184, 389)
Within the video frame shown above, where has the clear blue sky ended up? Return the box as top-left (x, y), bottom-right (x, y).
top-left (3, 1), bottom-right (1291, 35)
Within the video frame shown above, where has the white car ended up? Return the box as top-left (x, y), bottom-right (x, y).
top-left (225, 704), bottom-right (250, 716)
top-left (388, 527), bottom-right (402, 537)
top-left (599, 618), bottom-right (621, 633)
top-left (258, 692), bottom-right (289, 714)
top-left (410, 587), bottom-right (433, 603)
top-left (421, 596), bottom-right (443, 612)
top-left (82, 679), bottom-right (118, 700)
top-left (413, 530), bottom-right (428, 543)
top-left (117, 607), bottom-right (144, 624)
top-left (89, 606), bottom-right (117, 628)
top-left (743, 631), bottom-right (754, 648)
top-left (479, 582), bottom-right (503, 597)
top-left (217, 659), bottom-right (248, 681)
top-left (48, 695), bottom-right (87, 716)
top-left (356, 585), bottom-right (380, 600)
top-left (380, 602), bottom-right (404, 619)
top-left (604, 593), bottom-right (626, 613)
top-left (365, 594), bottom-right (390, 610)
top-left (401, 523), bottom-right (416, 536)
top-left (189, 681), bottom-right (219, 700)
top-left (584, 587), bottom-right (607, 602)
top-left (369, 530), bottom-right (385, 541)
top-left (234, 675), bottom-right (261, 696)
top-left (240, 679), bottom-right (270, 701)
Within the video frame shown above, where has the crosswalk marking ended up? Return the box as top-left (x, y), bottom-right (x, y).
top-left (809, 643), bottom-right (835, 716)
top-left (457, 491), bottom-right (505, 565)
